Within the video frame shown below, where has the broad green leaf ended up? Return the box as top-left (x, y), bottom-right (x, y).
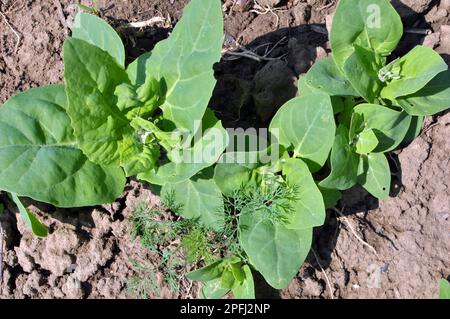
top-left (200, 278), bottom-right (230, 299)
top-left (318, 186), bottom-right (342, 209)
top-left (380, 46), bottom-right (448, 100)
top-left (138, 110), bottom-right (229, 185)
top-left (213, 161), bottom-right (256, 196)
top-left (140, 0), bottom-right (224, 134)
top-left (161, 170), bottom-right (224, 230)
top-left (357, 153), bottom-right (391, 199)
top-left (402, 116), bottom-right (423, 145)
top-left (0, 85), bottom-right (126, 207)
top-left (396, 70), bottom-right (450, 116)
top-left (282, 159), bottom-right (326, 229)
top-left (72, 12), bottom-right (125, 67)
top-left (355, 129), bottom-right (379, 155)
top-left (239, 212), bottom-right (312, 289)
top-left (127, 52), bottom-right (152, 86)
top-left (354, 104), bottom-right (412, 152)
top-left (64, 38), bottom-right (132, 165)
top-left (343, 45), bottom-right (384, 103)
top-left (232, 265), bottom-right (255, 299)
top-left (220, 269), bottom-right (236, 290)
top-left (269, 93), bottom-right (335, 172)
top-left (186, 260), bottom-right (223, 282)
top-left (10, 193), bottom-right (48, 237)
top-left (440, 279), bottom-right (450, 299)
top-left (319, 126), bottom-right (359, 190)
top-left (330, 0), bottom-right (402, 71)
top-left (304, 57), bottom-right (358, 96)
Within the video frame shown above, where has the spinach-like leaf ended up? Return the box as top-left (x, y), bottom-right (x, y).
top-left (282, 158), bottom-right (325, 229)
top-left (0, 85), bottom-right (126, 207)
top-left (318, 186), bottom-right (342, 209)
top-left (186, 259), bottom-right (224, 282)
top-left (396, 70), bottom-right (450, 116)
top-left (357, 152), bottom-right (391, 199)
top-left (269, 93), bottom-right (335, 172)
top-left (440, 279), bottom-right (450, 299)
top-left (232, 265), bottom-right (255, 299)
top-left (64, 38), bottom-right (132, 165)
top-left (304, 57), bottom-right (358, 96)
top-left (72, 12), bottom-right (125, 67)
top-left (355, 129), bottom-right (379, 155)
top-left (353, 104), bottom-right (411, 152)
top-left (319, 126), bottom-right (359, 190)
top-left (330, 0), bottom-right (402, 72)
top-left (380, 46), bottom-right (448, 100)
top-left (201, 278), bottom-right (230, 299)
top-left (138, 0), bottom-right (224, 134)
top-left (402, 116), bottom-right (424, 145)
top-left (9, 193), bottom-right (48, 237)
top-left (239, 211), bottom-right (312, 289)
top-left (138, 110), bottom-right (228, 185)
top-left (161, 169), bottom-right (224, 230)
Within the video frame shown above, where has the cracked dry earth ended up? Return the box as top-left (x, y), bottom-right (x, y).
top-left (0, 0), bottom-right (449, 299)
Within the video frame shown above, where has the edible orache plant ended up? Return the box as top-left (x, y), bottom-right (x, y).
top-left (301, 0), bottom-right (450, 200)
top-left (0, 0), bottom-right (225, 235)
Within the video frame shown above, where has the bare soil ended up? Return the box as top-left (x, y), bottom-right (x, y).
top-left (0, 0), bottom-right (449, 299)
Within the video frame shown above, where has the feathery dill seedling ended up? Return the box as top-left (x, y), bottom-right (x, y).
top-left (181, 226), bottom-right (215, 264)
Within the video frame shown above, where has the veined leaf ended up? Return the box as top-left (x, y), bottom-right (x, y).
top-left (381, 46), bottom-right (448, 100)
top-left (140, 0), bottom-right (224, 134)
top-left (161, 169), bottom-right (224, 230)
top-left (354, 104), bottom-right (412, 152)
top-left (138, 110), bottom-right (229, 185)
top-left (319, 125), bottom-right (359, 190)
top-left (282, 158), bottom-right (326, 229)
top-left (232, 265), bottom-right (255, 299)
top-left (0, 85), bottom-right (126, 207)
top-left (358, 153), bottom-right (391, 200)
top-left (355, 129), bottom-right (379, 155)
top-left (396, 70), bottom-right (450, 116)
top-left (200, 278), bottom-right (230, 299)
top-left (330, 0), bottom-right (402, 72)
top-left (269, 93), bottom-right (335, 172)
top-left (72, 12), bottom-right (125, 67)
top-left (239, 211), bottom-right (312, 289)
top-left (64, 38), bottom-right (132, 165)
top-left (304, 57), bottom-right (358, 96)
top-left (9, 193), bottom-right (48, 237)
top-left (186, 259), bottom-right (224, 282)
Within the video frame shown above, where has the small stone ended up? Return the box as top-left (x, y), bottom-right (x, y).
top-left (423, 32), bottom-right (440, 49)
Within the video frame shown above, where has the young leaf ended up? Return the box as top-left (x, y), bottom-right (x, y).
top-left (353, 104), bottom-right (412, 152)
top-left (343, 45), bottom-right (384, 103)
top-left (138, 110), bottom-right (229, 185)
top-left (139, 0), bottom-right (224, 134)
top-left (220, 269), bottom-right (236, 290)
top-left (9, 193), bottom-right (48, 237)
top-left (239, 211), bottom-right (312, 289)
top-left (304, 57), bottom-right (358, 96)
top-left (395, 70), bottom-right (450, 116)
top-left (200, 278), bottom-right (230, 299)
top-left (186, 259), bottom-right (224, 282)
top-left (269, 93), bottom-right (335, 172)
top-left (0, 85), bottom-right (126, 207)
top-left (330, 0), bottom-right (402, 72)
top-left (64, 38), bottom-right (132, 165)
top-left (440, 279), bottom-right (450, 299)
top-left (319, 126), bottom-right (359, 190)
top-left (72, 12), bottom-right (125, 67)
top-left (357, 152), bottom-right (391, 199)
top-left (355, 129), bottom-right (379, 155)
top-left (232, 265), bottom-right (255, 299)
top-left (161, 169), bottom-right (224, 231)
top-left (380, 46), bottom-right (448, 100)
top-left (281, 159), bottom-right (326, 229)
top-left (213, 160), bottom-right (257, 196)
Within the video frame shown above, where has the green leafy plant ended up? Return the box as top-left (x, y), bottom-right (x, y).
top-left (440, 279), bottom-right (450, 299)
top-left (300, 0), bottom-right (450, 200)
top-left (0, 0), bottom-right (225, 235)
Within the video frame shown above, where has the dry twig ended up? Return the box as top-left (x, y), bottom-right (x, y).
top-left (118, 17), bottom-right (166, 30)
top-left (311, 248), bottom-right (334, 299)
top-left (0, 9), bottom-right (22, 53)
top-left (333, 207), bottom-right (379, 257)
top-left (223, 36), bottom-right (287, 62)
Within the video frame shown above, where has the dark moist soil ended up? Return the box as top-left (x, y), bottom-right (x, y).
top-left (0, 0), bottom-right (449, 299)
